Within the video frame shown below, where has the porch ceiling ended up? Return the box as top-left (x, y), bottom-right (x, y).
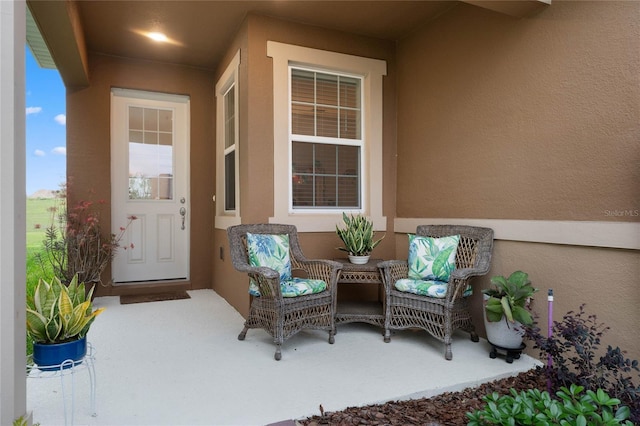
top-left (27, 0), bottom-right (549, 88)
top-left (76, 1), bottom-right (456, 70)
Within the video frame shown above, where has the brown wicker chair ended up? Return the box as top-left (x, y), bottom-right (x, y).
top-left (378, 225), bottom-right (494, 360)
top-left (227, 224), bottom-right (342, 360)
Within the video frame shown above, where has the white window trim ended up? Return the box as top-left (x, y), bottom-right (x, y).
top-left (268, 41), bottom-right (387, 232)
top-left (394, 218), bottom-right (640, 250)
top-left (215, 50), bottom-right (241, 229)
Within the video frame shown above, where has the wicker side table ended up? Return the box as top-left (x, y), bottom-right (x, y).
top-left (334, 258), bottom-right (385, 328)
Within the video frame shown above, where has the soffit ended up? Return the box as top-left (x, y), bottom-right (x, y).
top-left (27, 0), bottom-right (550, 83)
top-left (75, 1), bottom-right (457, 70)
top-left (26, 6), bottom-right (56, 69)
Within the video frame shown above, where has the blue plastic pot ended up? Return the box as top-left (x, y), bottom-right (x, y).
top-left (33, 336), bottom-right (87, 371)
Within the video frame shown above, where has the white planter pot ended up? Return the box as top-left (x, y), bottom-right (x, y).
top-left (483, 295), bottom-right (525, 349)
top-left (348, 255), bottom-right (370, 264)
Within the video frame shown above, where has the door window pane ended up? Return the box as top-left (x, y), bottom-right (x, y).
top-left (128, 106), bottom-right (174, 200)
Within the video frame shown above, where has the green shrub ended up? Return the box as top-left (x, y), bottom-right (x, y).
top-left (467, 384), bottom-right (634, 425)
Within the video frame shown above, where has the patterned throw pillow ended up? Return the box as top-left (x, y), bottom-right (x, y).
top-left (247, 233), bottom-right (292, 295)
top-left (407, 234), bottom-right (460, 282)
top-left (246, 233), bottom-right (327, 298)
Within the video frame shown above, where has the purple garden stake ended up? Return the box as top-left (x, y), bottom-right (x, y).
top-left (547, 288), bottom-right (554, 393)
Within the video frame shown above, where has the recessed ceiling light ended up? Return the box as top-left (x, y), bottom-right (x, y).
top-left (132, 29), bottom-right (182, 47)
top-left (147, 32), bottom-right (168, 42)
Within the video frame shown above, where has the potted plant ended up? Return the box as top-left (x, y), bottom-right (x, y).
top-left (482, 270), bottom-right (537, 349)
top-left (336, 212), bottom-right (384, 264)
top-left (26, 274), bottom-right (104, 370)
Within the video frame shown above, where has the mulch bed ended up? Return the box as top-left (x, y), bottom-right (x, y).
top-left (300, 367), bottom-right (546, 425)
top-left (119, 291), bottom-right (191, 305)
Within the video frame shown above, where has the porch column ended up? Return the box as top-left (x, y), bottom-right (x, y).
top-left (0, 0), bottom-right (28, 424)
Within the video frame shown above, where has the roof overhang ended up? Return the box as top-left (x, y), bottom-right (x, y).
top-left (27, 0), bottom-right (89, 89)
top-left (25, 0), bottom-right (550, 90)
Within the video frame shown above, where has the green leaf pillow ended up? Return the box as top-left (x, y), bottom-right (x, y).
top-left (407, 234), bottom-right (460, 282)
top-left (246, 233), bottom-right (292, 282)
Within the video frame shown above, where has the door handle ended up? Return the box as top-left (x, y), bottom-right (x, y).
top-left (179, 207), bottom-right (186, 230)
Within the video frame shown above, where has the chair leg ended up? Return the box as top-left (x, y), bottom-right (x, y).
top-left (238, 326), bottom-right (249, 341)
top-left (384, 329), bottom-right (391, 343)
top-left (470, 330), bottom-right (479, 342)
top-left (274, 344), bottom-right (282, 361)
top-left (445, 343), bottom-right (453, 361)
top-left (328, 329), bottom-right (335, 344)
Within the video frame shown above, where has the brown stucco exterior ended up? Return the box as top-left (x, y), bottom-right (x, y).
top-left (393, 0), bottom-right (640, 360)
top-left (66, 1), bottom-right (639, 361)
top-left (212, 15), bottom-right (398, 316)
top-left (66, 54), bottom-right (215, 295)
top-left (396, 1), bottom-right (639, 221)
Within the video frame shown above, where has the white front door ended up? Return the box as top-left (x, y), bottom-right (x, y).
top-left (110, 89), bottom-right (190, 283)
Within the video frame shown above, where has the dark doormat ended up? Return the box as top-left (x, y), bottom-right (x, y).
top-left (120, 291), bottom-right (191, 305)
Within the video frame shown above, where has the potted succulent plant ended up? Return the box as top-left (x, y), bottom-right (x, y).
top-left (482, 270), bottom-right (537, 349)
top-left (26, 274), bottom-right (104, 370)
top-left (336, 212), bottom-right (384, 264)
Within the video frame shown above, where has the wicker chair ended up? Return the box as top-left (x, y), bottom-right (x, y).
top-left (379, 225), bottom-right (494, 360)
top-left (227, 224), bottom-right (342, 360)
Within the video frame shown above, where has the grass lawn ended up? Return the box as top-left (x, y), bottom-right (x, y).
top-left (26, 198), bottom-right (60, 356)
top-left (26, 198), bottom-right (60, 291)
top-left (26, 197), bottom-right (62, 249)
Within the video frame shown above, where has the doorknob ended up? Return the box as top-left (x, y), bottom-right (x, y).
top-left (179, 207), bottom-right (186, 230)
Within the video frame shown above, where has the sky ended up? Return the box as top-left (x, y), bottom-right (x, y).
top-left (25, 47), bottom-right (67, 196)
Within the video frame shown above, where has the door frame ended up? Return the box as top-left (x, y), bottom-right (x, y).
top-left (110, 88), bottom-right (191, 285)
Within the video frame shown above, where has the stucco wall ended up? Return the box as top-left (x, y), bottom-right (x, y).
top-left (396, 0), bottom-right (638, 221)
top-left (212, 19), bottom-right (250, 315)
top-left (66, 54), bottom-right (214, 295)
top-left (395, 1), bottom-right (640, 360)
top-left (212, 14), bottom-right (398, 317)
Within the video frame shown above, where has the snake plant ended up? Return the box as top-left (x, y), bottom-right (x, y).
top-left (336, 212), bottom-right (384, 256)
top-left (26, 274), bottom-right (105, 344)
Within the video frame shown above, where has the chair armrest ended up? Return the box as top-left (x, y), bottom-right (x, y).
top-left (447, 267), bottom-right (490, 301)
top-left (233, 264), bottom-right (280, 280)
top-left (377, 260), bottom-right (409, 291)
top-left (233, 266), bottom-right (282, 299)
top-left (294, 259), bottom-right (342, 292)
top-left (377, 259), bottom-right (405, 269)
top-left (451, 266), bottom-right (488, 281)
top-left (297, 258), bottom-right (343, 271)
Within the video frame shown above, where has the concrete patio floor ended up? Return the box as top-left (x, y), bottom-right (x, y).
top-left (27, 289), bottom-right (540, 425)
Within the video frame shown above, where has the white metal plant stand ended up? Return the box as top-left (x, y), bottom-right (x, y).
top-left (27, 342), bottom-right (97, 426)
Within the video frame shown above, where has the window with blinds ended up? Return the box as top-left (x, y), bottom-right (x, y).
top-left (290, 68), bottom-right (362, 209)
